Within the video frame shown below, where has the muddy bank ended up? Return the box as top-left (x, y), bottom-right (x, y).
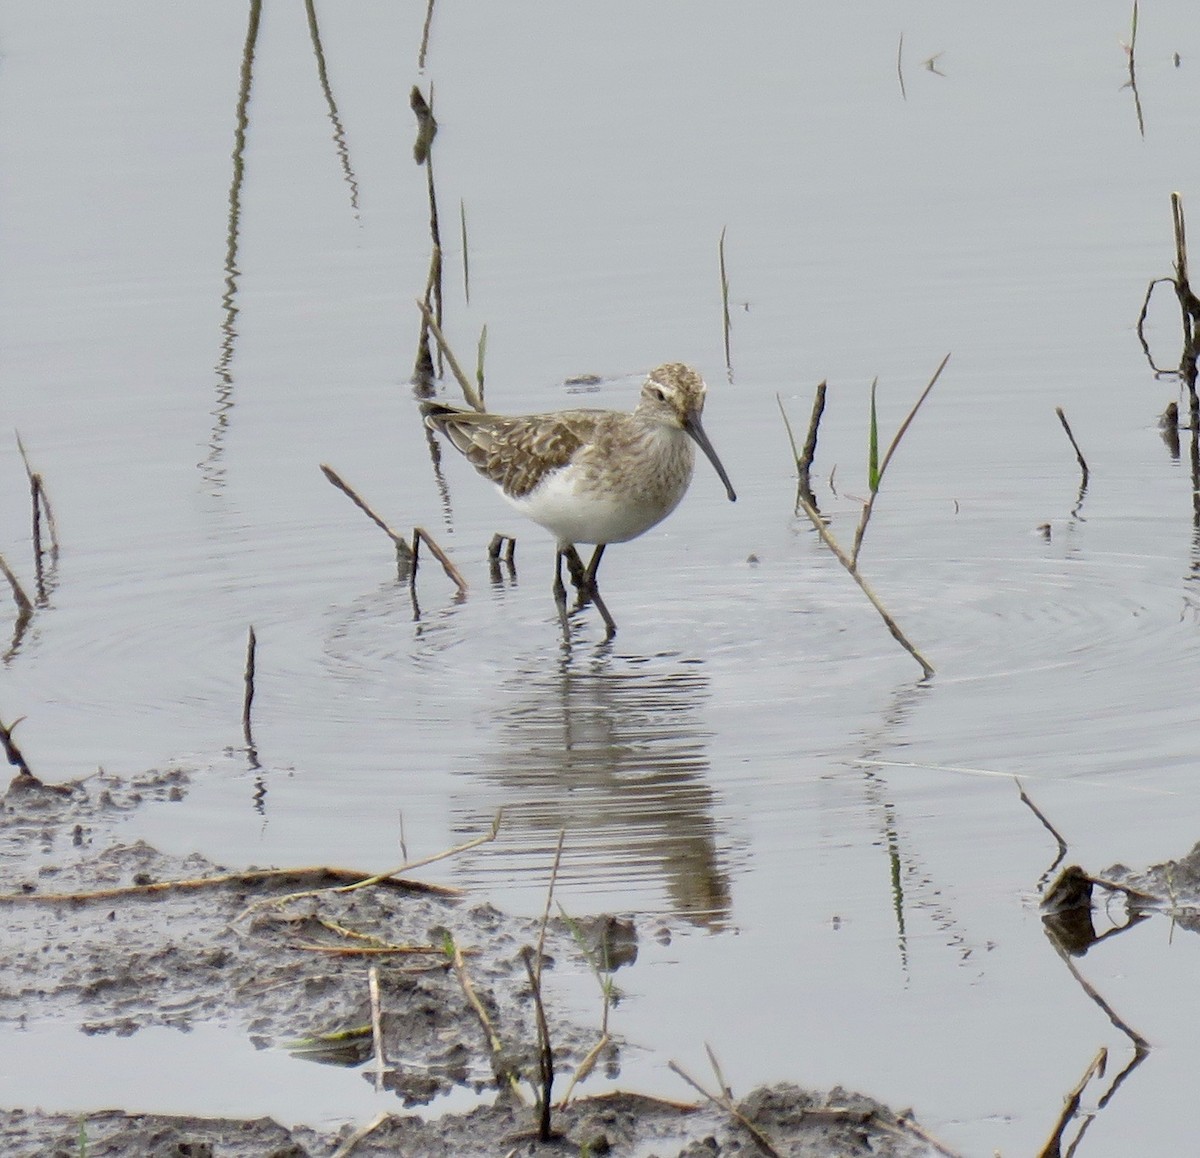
top-left (0, 769), bottom-right (943, 1156)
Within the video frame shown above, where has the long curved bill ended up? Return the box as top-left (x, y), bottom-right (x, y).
top-left (683, 414), bottom-right (737, 503)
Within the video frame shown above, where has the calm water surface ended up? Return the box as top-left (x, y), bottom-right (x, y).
top-left (3, 3), bottom-right (1200, 1154)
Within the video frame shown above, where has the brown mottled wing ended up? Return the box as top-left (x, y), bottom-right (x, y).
top-left (422, 403), bottom-right (602, 498)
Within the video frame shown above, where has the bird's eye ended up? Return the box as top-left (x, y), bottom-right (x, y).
top-left (649, 386), bottom-right (666, 402)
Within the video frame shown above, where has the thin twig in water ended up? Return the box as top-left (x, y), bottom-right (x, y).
top-left (1055, 407), bottom-right (1090, 485)
top-left (412, 527), bottom-right (468, 595)
top-left (320, 465), bottom-right (415, 562)
top-left (1015, 777), bottom-right (1069, 863)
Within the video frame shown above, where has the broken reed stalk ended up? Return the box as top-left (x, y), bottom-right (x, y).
top-left (320, 465), bottom-right (414, 562)
top-left (242, 626), bottom-right (257, 747)
top-left (415, 298), bottom-right (485, 412)
top-left (0, 715), bottom-right (34, 780)
top-left (329, 1112), bottom-right (390, 1158)
top-left (1036, 1046), bottom-right (1108, 1158)
top-left (669, 1057), bottom-right (782, 1158)
top-left (412, 527), bottom-right (468, 595)
top-left (319, 465), bottom-right (467, 594)
top-left (778, 382), bottom-right (828, 511)
top-left (417, 0), bottom-right (435, 70)
top-left (0, 553), bottom-right (33, 620)
top-left (851, 353), bottom-right (950, 568)
top-left (718, 227), bottom-right (732, 372)
top-left (16, 431), bottom-right (58, 597)
top-left (1014, 777), bottom-right (1069, 864)
top-left (368, 965), bottom-right (387, 1090)
top-left (451, 932), bottom-right (526, 1103)
top-left (1054, 407), bottom-right (1090, 486)
top-left (508, 831), bottom-right (567, 1133)
top-left (0, 864), bottom-right (461, 907)
top-left (520, 948), bottom-right (555, 1140)
top-left (795, 488), bottom-right (934, 678)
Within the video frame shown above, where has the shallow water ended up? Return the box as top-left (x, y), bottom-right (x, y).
top-left (4, 2), bottom-right (1200, 1154)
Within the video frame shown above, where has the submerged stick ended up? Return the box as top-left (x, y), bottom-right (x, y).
top-left (1055, 407), bottom-right (1090, 485)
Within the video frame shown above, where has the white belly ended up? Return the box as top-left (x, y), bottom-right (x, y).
top-left (502, 462), bottom-right (687, 546)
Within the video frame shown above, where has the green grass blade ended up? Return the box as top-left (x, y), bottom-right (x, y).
top-left (868, 378), bottom-right (880, 492)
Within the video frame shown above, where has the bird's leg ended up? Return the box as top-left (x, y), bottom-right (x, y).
top-left (561, 544), bottom-right (589, 592)
top-left (578, 545), bottom-right (616, 639)
top-left (553, 548), bottom-right (572, 635)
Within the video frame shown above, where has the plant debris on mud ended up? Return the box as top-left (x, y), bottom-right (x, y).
top-left (0, 769), bottom-right (942, 1157)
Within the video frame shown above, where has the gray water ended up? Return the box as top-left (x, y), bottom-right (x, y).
top-left (4, 2), bottom-right (1200, 1153)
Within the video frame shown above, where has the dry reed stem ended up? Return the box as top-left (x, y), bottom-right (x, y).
top-left (0, 716), bottom-right (34, 779)
top-left (0, 865), bottom-right (461, 908)
top-left (896, 32), bottom-right (906, 100)
top-left (451, 933), bottom-right (526, 1103)
top-left (1055, 407), bottom-right (1090, 484)
top-left (668, 1059), bottom-right (782, 1158)
top-left (1035, 1047), bottom-right (1108, 1158)
top-left (242, 625), bottom-right (257, 746)
top-left (320, 465), bottom-right (415, 561)
top-left (412, 526), bottom-right (468, 594)
top-left (0, 553), bottom-right (32, 622)
top-left (330, 1110), bottom-right (391, 1158)
top-left (795, 489), bottom-right (934, 678)
top-left (1015, 777), bottom-right (1069, 863)
top-left (415, 298), bottom-right (484, 412)
top-left (851, 353), bottom-right (950, 568)
top-left (368, 965), bottom-right (387, 1090)
top-left (521, 947), bottom-right (555, 1139)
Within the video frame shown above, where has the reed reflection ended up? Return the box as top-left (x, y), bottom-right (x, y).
top-left (458, 652), bottom-right (731, 928)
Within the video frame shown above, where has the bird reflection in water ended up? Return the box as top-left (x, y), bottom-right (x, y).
top-left (454, 653), bottom-right (733, 928)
